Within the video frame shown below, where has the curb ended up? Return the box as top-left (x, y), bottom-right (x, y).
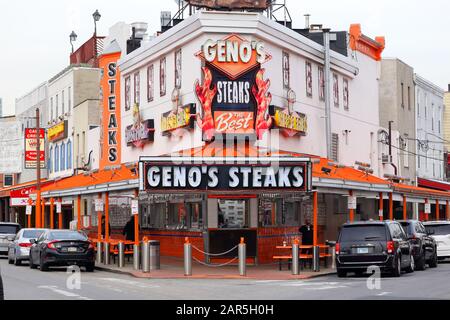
top-left (95, 266), bottom-right (337, 280)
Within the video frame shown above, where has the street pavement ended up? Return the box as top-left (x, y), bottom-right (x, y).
top-left (1, 257), bottom-right (450, 300)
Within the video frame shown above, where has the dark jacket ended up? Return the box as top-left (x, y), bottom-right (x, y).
top-left (299, 224), bottom-right (313, 245)
top-left (123, 219), bottom-right (135, 241)
top-left (101, 221), bottom-right (111, 238)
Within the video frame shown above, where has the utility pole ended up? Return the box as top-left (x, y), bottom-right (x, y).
top-left (35, 108), bottom-right (41, 228)
top-left (323, 29), bottom-right (332, 160)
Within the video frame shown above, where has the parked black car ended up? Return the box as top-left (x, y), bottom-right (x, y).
top-left (29, 230), bottom-right (95, 272)
top-left (336, 220), bottom-right (414, 278)
top-left (0, 268), bottom-right (3, 300)
top-left (398, 220), bottom-right (437, 270)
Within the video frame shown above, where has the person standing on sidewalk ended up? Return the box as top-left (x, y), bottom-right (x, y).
top-left (299, 219), bottom-right (314, 268)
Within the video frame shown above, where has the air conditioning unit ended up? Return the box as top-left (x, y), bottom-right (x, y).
top-left (382, 154), bottom-right (392, 164)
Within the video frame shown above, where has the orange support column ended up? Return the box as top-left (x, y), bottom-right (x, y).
top-left (97, 193), bottom-right (102, 241)
top-left (134, 189), bottom-right (139, 245)
top-left (349, 190), bottom-right (354, 222)
top-left (436, 200), bottom-right (440, 221)
top-left (58, 198), bottom-right (63, 229)
top-left (403, 195), bottom-right (407, 220)
top-left (77, 195), bottom-right (82, 231)
top-left (50, 198), bottom-right (54, 229)
top-left (424, 199), bottom-right (429, 221)
top-left (313, 190), bottom-right (318, 246)
top-left (105, 192), bottom-right (110, 242)
top-left (36, 194), bottom-right (41, 228)
top-left (379, 193), bottom-right (384, 221)
top-left (388, 193), bottom-right (393, 220)
top-left (27, 215), bottom-right (31, 228)
top-left (41, 199), bottom-right (45, 228)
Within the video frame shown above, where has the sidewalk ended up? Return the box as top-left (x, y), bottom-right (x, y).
top-left (95, 256), bottom-right (336, 280)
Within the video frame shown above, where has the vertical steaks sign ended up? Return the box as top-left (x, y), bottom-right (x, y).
top-left (195, 34), bottom-right (272, 141)
top-left (25, 128), bottom-right (45, 169)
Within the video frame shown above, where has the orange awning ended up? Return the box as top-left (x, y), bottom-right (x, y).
top-left (392, 183), bottom-right (450, 200)
top-left (36, 165), bottom-right (138, 198)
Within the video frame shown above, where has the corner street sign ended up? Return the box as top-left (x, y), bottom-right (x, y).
top-left (131, 200), bottom-right (139, 215)
top-left (95, 199), bottom-right (104, 212)
top-left (56, 201), bottom-right (62, 214)
top-left (26, 205), bottom-right (32, 216)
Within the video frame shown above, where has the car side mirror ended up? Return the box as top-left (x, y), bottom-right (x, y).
top-left (30, 239), bottom-right (36, 244)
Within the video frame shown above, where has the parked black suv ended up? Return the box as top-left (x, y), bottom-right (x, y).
top-left (398, 220), bottom-right (438, 270)
top-left (336, 220), bottom-right (414, 277)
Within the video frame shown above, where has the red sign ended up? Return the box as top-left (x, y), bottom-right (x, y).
top-left (214, 111), bottom-right (254, 134)
top-left (25, 128), bottom-right (45, 169)
top-left (10, 186), bottom-right (36, 207)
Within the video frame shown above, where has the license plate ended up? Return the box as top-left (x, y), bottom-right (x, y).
top-left (357, 247), bottom-right (369, 254)
top-left (68, 247), bottom-right (78, 252)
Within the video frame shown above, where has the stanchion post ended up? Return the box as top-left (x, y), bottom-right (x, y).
top-left (313, 245), bottom-right (320, 272)
top-left (96, 241), bottom-right (102, 264)
top-left (103, 242), bottom-right (110, 265)
top-left (118, 241), bottom-right (125, 268)
top-left (331, 245), bottom-right (336, 270)
top-left (239, 237), bottom-right (246, 276)
top-left (184, 237), bottom-right (192, 276)
top-left (292, 239), bottom-right (299, 275)
top-left (142, 239), bottom-right (150, 273)
top-left (133, 244), bottom-right (140, 270)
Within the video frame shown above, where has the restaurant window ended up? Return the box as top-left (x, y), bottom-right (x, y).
top-left (259, 195), bottom-right (301, 227)
top-left (134, 72), bottom-right (140, 106)
top-left (147, 64), bottom-right (154, 102)
top-left (407, 86), bottom-right (411, 110)
top-left (60, 142), bottom-right (65, 171)
top-left (68, 87), bottom-right (72, 112)
top-left (50, 97), bottom-right (54, 121)
top-left (168, 201), bottom-right (203, 230)
top-left (109, 195), bottom-right (132, 228)
top-left (160, 57), bottom-right (166, 97)
top-left (218, 199), bottom-right (248, 229)
top-left (305, 61), bottom-right (312, 97)
top-left (49, 146), bottom-right (53, 172)
top-left (401, 83), bottom-right (404, 108)
top-left (140, 202), bottom-right (166, 229)
top-left (333, 73), bottom-right (339, 107)
top-left (3, 174), bottom-right (13, 187)
top-left (54, 145), bottom-right (59, 172)
top-left (125, 76), bottom-right (131, 111)
top-left (282, 52), bottom-right (289, 90)
top-left (174, 49), bottom-right (182, 89)
top-left (56, 94), bottom-right (59, 118)
top-left (331, 133), bottom-right (339, 162)
top-left (318, 66), bottom-right (325, 101)
top-left (62, 90), bottom-right (65, 115)
top-left (343, 78), bottom-right (349, 110)
top-left (67, 140), bottom-right (72, 169)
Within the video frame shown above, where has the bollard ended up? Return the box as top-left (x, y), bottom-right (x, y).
top-left (96, 242), bottom-right (102, 264)
top-left (292, 240), bottom-right (299, 275)
top-left (331, 246), bottom-right (336, 270)
top-left (149, 240), bottom-right (160, 270)
top-left (142, 240), bottom-right (150, 273)
top-left (238, 238), bottom-right (246, 276)
top-left (103, 242), bottom-right (110, 265)
top-left (133, 244), bottom-right (140, 270)
top-left (313, 245), bottom-right (320, 272)
top-left (118, 241), bottom-right (125, 268)
top-left (184, 237), bottom-right (192, 276)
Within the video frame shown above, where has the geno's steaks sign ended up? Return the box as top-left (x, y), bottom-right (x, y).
top-left (139, 157), bottom-right (312, 192)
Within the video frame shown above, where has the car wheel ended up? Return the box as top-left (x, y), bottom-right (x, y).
top-left (429, 250), bottom-right (438, 268)
top-left (337, 269), bottom-right (347, 278)
top-left (40, 256), bottom-right (49, 272)
top-left (406, 254), bottom-right (415, 273)
top-left (86, 263), bottom-right (95, 272)
top-left (416, 250), bottom-right (426, 271)
top-left (14, 254), bottom-right (21, 266)
top-left (391, 255), bottom-right (401, 277)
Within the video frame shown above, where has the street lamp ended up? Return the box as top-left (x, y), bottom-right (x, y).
top-left (69, 31), bottom-right (77, 53)
top-left (93, 9), bottom-right (101, 35)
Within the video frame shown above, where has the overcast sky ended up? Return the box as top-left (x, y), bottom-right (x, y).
top-left (1, 0), bottom-right (449, 116)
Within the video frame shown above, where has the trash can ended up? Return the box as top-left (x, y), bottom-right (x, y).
top-left (149, 240), bottom-right (160, 270)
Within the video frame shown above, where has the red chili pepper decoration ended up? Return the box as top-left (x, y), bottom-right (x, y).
top-left (195, 67), bottom-right (217, 141)
top-left (252, 68), bottom-right (272, 140)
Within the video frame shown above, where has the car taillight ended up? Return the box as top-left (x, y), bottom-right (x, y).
top-left (335, 243), bottom-right (340, 255)
top-left (47, 241), bottom-right (58, 250)
top-left (19, 242), bottom-right (32, 248)
top-left (88, 242), bottom-right (95, 250)
top-left (387, 241), bottom-right (394, 254)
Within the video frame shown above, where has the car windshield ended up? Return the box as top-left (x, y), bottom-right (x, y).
top-left (425, 224), bottom-right (450, 236)
top-left (0, 225), bottom-right (20, 234)
top-left (23, 230), bottom-right (45, 239)
top-left (399, 222), bottom-right (412, 235)
top-left (48, 231), bottom-right (88, 241)
top-left (340, 225), bottom-right (387, 242)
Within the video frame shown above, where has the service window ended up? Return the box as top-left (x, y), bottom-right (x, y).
top-left (218, 199), bottom-right (249, 229)
top-left (167, 201), bottom-right (203, 231)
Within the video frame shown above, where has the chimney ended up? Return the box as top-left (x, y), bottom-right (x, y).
top-left (126, 22), bottom-right (148, 54)
top-left (304, 14), bottom-right (311, 29)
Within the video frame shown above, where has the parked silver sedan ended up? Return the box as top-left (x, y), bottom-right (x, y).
top-left (7, 229), bottom-right (47, 266)
top-left (0, 223), bottom-right (21, 256)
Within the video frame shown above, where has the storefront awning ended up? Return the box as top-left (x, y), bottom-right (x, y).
top-left (417, 177), bottom-right (450, 192)
top-left (392, 182), bottom-right (450, 201)
top-left (0, 180), bottom-right (50, 206)
top-left (37, 165), bottom-right (139, 198)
